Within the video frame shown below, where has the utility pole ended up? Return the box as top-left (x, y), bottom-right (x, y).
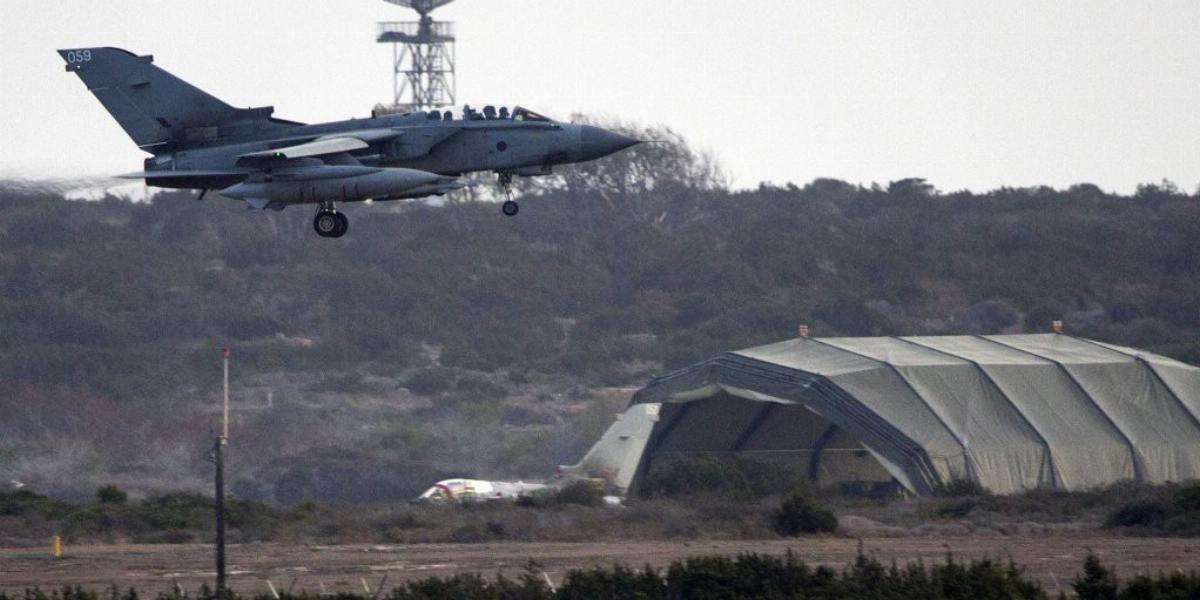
top-left (214, 347), bottom-right (230, 593)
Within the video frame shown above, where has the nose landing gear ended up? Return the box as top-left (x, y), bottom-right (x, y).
top-left (314, 202), bottom-right (349, 238)
top-left (497, 172), bottom-right (519, 217)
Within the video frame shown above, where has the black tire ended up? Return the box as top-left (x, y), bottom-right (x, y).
top-left (314, 211), bottom-right (340, 237)
top-left (502, 200), bottom-right (520, 217)
top-left (333, 212), bottom-right (349, 237)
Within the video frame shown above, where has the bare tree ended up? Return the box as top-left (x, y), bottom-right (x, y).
top-left (525, 116), bottom-right (727, 198)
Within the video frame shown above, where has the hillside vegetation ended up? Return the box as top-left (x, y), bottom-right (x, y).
top-left (2, 125), bottom-right (1199, 501)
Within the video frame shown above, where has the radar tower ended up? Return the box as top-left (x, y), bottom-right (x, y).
top-left (377, 0), bottom-right (457, 113)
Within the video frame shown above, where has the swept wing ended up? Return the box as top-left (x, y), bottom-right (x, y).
top-left (239, 129), bottom-right (406, 162)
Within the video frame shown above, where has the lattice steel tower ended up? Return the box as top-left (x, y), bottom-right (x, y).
top-left (377, 0), bottom-right (457, 113)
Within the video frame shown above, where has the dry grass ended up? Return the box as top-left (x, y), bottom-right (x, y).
top-left (7, 482), bottom-right (1199, 548)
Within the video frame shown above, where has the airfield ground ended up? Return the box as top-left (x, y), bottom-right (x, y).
top-left (1, 536), bottom-right (1198, 595)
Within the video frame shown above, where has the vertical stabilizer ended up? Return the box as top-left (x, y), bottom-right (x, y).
top-left (58, 47), bottom-right (298, 151)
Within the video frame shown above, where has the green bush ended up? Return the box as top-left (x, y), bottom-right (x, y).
top-left (1106, 500), bottom-right (1169, 529)
top-left (137, 493), bottom-right (213, 530)
top-left (95, 485), bottom-right (127, 505)
top-left (403, 367), bottom-right (457, 396)
top-left (1162, 512), bottom-right (1200, 535)
top-left (640, 455), bottom-right (807, 499)
top-left (557, 564), bottom-right (662, 600)
top-left (510, 481), bottom-right (604, 509)
top-left (934, 478), bottom-right (990, 497)
top-left (307, 373), bottom-right (375, 394)
top-left (773, 494), bottom-right (837, 536)
top-left (513, 494), bottom-right (544, 509)
top-left (0, 490), bottom-right (73, 519)
top-left (1176, 482), bottom-right (1200, 512)
top-left (1102, 483), bottom-right (1200, 535)
top-left (554, 480), bottom-right (605, 507)
top-left (1074, 554), bottom-right (1118, 600)
top-left (453, 374), bottom-right (507, 399)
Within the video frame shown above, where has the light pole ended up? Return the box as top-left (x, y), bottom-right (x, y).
top-left (214, 347), bottom-right (230, 593)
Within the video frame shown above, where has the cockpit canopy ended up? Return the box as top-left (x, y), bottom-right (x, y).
top-left (443, 105), bottom-right (553, 122)
top-left (511, 107), bottom-right (551, 122)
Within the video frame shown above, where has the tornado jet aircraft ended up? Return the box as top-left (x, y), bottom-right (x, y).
top-left (58, 47), bottom-right (640, 237)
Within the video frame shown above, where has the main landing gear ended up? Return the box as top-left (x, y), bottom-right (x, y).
top-left (498, 173), bottom-right (519, 217)
top-left (314, 202), bottom-right (349, 238)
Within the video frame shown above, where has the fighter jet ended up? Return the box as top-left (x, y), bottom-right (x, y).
top-left (58, 47), bottom-right (640, 237)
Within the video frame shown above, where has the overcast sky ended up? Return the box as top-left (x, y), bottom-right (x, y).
top-left (2, 1), bottom-right (1198, 193)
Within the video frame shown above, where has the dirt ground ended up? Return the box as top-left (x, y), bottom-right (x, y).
top-left (2, 536), bottom-right (1198, 596)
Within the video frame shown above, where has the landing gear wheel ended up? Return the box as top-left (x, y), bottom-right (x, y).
top-left (496, 172), bottom-right (519, 217)
top-left (314, 210), bottom-right (346, 238)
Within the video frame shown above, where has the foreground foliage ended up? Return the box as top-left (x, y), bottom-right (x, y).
top-left (11, 554), bottom-right (1200, 599)
top-left (0, 553), bottom-right (1049, 600)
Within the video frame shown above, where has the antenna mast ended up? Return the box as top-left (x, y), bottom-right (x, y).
top-left (377, 0), bottom-right (457, 113)
top-left (212, 347), bottom-right (230, 593)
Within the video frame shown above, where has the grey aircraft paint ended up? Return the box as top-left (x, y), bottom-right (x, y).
top-left (58, 47), bottom-right (639, 237)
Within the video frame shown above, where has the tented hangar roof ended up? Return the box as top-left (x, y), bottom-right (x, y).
top-left (630, 334), bottom-right (1200, 495)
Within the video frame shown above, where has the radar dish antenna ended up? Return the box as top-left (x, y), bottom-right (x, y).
top-left (383, 0), bottom-right (456, 16)
top-left (376, 0), bottom-right (457, 114)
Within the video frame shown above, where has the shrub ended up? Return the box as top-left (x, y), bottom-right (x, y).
top-left (1175, 482), bottom-right (1200, 512)
top-left (0, 490), bottom-right (73, 519)
top-left (934, 478), bottom-right (990, 498)
top-left (1073, 554), bottom-right (1119, 600)
top-left (96, 485), bottom-right (127, 505)
top-left (514, 495), bottom-right (544, 509)
top-left (640, 455), bottom-right (806, 499)
top-left (132, 528), bottom-right (195, 544)
top-left (454, 374), bottom-right (507, 399)
top-left (1106, 500), bottom-right (1169, 529)
top-left (1163, 512), bottom-right (1200, 536)
top-left (137, 493), bottom-right (213, 530)
top-left (404, 367), bottom-right (457, 396)
top-left (555, 480), bottom-right (605, 507)
top-left (936, 499), bottom-right (978, 519)
top-left (1099, 483), bottom-right (1200, 535)
top-left (773, 494), bottom-right (837, 536)
top-left (558, 564), bottom-right (663, 600)
top-left (307, 373), bottom-right (374, 394)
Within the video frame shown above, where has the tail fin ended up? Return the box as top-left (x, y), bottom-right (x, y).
top-left (58, 47), bottom-right (299, 151)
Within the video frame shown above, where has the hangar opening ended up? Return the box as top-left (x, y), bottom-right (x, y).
top-left (562, 334), bottom-right (1200, 496)
top-left (643, 394), bottom-right (897, 495)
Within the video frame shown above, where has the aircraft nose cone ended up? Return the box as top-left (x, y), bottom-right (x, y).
top-left (579, 126), bottom-right (640, 161)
